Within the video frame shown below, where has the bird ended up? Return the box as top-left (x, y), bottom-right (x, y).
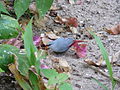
top-left (48, 37), bottom-right (74, 53)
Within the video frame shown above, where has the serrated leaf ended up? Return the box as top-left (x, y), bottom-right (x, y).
top-left (0, 2), bottom-right (9, 14)
top-left (59, 82), bottom-right (72, 90)
top-left (36, 0), bottom-right (53, 17)
top-left (41, 69), bottom-right (58, 79)
top-left (14, 0), bottom-right (31, 19)
top-left (0, 15), bottom-right (20, 39)
top-left (23, 18), bottom-right (37, 66)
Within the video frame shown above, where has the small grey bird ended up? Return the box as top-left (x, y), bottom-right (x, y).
top-left (48, 37), bottom-right (74, 53)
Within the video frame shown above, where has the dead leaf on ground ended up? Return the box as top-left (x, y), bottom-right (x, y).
top-left (29, 2), bottom-right (37, 14)
top-left (106, 24), bottom-right (120, 35)
top-left (84, 59), bottom-right (99, 67)
top-left (33, 16), bottom-right (48, 29)
top-left (70, 27), bottom-right (79, 34)
top-left (45, 31), bottom-right (60, 40)
top-left (68, 0), bottom-right (82, 5)
top-left (4, 38), bottom-right (23, 48)
top-left (72, 40), bottom-right (87, 58)
top-left (50, 5), bottom-right (62, 11)
top-left (68, 0), bottom-right (75, 4)
top-left (42, 37), bottom-right (52, 45)
top-left (51, 57), bottom-right (71, 74)
top-left (54, 16), bottom-right (78, 27)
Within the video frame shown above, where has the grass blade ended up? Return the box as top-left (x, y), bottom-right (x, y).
top-left (89, 31), bottom-right (116, 90)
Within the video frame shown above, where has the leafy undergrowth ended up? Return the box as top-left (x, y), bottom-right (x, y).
top-left (0, 0), bottom-right (120, 90)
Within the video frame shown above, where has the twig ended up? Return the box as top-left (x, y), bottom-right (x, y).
top-left (79, 61), bottom-right (120, 83)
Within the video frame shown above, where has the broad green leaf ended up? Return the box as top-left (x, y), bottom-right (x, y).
top-left (17, 53), bottom-right (30, 76)
top-left (35, 50), bottom-right (48, 74)
top-left (92, 78), bottom-right (108, 90)
top-left (0, 15), bottom-right (20, 39)
top-left (14, 0), bottom-right (31, 19)
top-left (0, 44), bottom-right (30, 76)
top-left (0, 68), bottom-right (4, 72)
top-left (41, 69), bottom-right (58, 79)
top-left (29, 69), bottom-right (40, 90)
top-left (23, 18), bottom-right (37, 66)
top-left (48, 73), bottom-right (68, 85)
top-left (59, 82), bottom-right (72, 90)
top-left (56, 73), bottom-right (69, 84)
top-left (36, 50), bottom-right (48, 61)
top-left (0, 2), bottom-right (9, 14)
top-left (9, 64), bottom-right (32, 90)
top-left (89, 31), bottom-right (116, 90)
top-left (0, 44), bottom-right (19, 71)
top-left (36, 0), bottom-right (53, 17)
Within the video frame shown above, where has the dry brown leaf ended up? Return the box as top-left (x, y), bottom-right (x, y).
top-left (51, 57), bottom-right (71, 74)
top-left (54, 16), bottom-right (78, 27)
top-left (29, 2), bottom-right (37, 14)
top-left (70, 27), bottom-right (78, 34)
top-left (33, 16), bottom-right (48, 29)
top-left (68, 0), bottom-right (75, 4)
top-left (106, 24), bottom-right (120, 35)
top-left (50, 5), bottom-right (62, 11)
top-left (45, 31), bottom-right (60, 40)
top-left (42, 37), bottom-right (52, 45)
top-left (84, 59), bottom-right (99, 67)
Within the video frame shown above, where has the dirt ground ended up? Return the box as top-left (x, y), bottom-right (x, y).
top-left (0, 0), bottom-right (120, 90)
top-left (39, 0), bottom-right (120, 90)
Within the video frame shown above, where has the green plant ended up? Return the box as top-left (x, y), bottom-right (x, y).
top-left (89, 31), bottom-right (116, 90)
top-left (0, 1), bottom-right (72, 90)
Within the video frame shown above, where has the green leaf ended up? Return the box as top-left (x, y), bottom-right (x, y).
top-left (36, 0), bottom-right (53, 17)
top-left (41, 69), bottom-right (58, 78)
top-left (0, 44), bottom-right (19, 71)
top-left (59, 82), bottom-right (72, 90)
top-left (0, 15), bottom-right (20, 39)
top-left (36, 50), bottom-right (48, 61)
top-left (92, 78), bottom-right (108, 90)
top-left (89, 31), bottom-right (116, 90)
top-left (23, 18), bottom-right (37, 66)
top-left (14, 0), bottom-right (31, 19)
top-left (0, 2), bottom-right (9, 14)
top-left (17, 53), bottom-right (30, 76)
top-left (35, 50), bottom-right (48, 74)
top-left (48, 73), bottom-right (68, 85)
top-left (0, 68), bottom-right (4, 72)
top-left (29, 69), bottom-right (40, 90)
top-left (9, 64), bottom-right (32, 90)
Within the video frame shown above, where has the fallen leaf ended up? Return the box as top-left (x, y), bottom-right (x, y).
top-left (33, 35), bottom-right (41, 47)
top-left (54, 16), bottom-right (78, 27)
top-left (70, 27), bottom-right (78, 34)
top-left (51, 57), bottom-right (71, 73)
top-left (65, 17), bottom-right (78, 27)
top-left (84, 59), bottom-right (99, 67)
top-left (33, 16), bottom-right (48, 29)
top-left (72, 40), bottom-right (87, 58)
top-left (68, 0), bottom-right (75, 4)
top-left (50, 5), bottom-right (62, 11)
top-left (45, 32), bottom-right (60, 40)
top-left (42, 37), bottom-right (52, 46)
top-left (29, 2), bottom-right (37, 14)
top-left (4, 38), bottom-right (23, 48)
top-left (106, 24), bottom-right (120, 35)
